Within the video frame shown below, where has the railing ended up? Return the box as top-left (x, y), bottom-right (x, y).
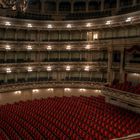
top-left (0, 81), bottom-right (104, 93)
top-left (114, 133), bottom-right (140, 140)
top-left (103, 86), bottom-right (140, 113)
top-left (0, 4), bottom-right (140, 20)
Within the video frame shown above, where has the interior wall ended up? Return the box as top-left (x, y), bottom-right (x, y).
top-left (0, 88), bottom-right (102, 105)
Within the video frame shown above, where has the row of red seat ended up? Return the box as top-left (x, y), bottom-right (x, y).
top-left (0, 96), bottom-right (140, 140)
top-left (109, 82), bottom-right (140, 94)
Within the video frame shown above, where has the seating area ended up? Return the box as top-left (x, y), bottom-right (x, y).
top-left (0, 96), bottom-right (140, 139)
top-left (108, 82), bottom-right (140, 94)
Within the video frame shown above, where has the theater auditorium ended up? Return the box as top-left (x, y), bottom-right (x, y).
top-left (0, 0), bottom-right (140, 139)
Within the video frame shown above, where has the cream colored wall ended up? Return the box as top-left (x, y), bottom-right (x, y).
top-left (0, 88), bottom-right (102, 105)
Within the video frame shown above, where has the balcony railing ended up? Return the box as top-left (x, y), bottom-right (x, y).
top-left (0, 81), bottom-right (104, 93)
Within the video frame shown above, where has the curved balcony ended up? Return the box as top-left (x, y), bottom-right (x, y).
top-left (0, 81), bottom-right (104, 93)
top-left (0, 0), bottom-right (140, 21)
top-left (0, 11), bottom-right (140, 30)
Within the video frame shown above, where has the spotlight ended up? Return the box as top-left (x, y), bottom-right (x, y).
top-left (125, 17), bottom-right (132, 22)
top-left (5, 45), bottom-right (11, 50)
top-left (79, 88), bottom-right (86, 92)
top-left (106, 20), bottom-right (111, 25)
top-left (66, 45), bottom-right (71, 50)
top-left (27, 45), bottom-right (32, 50)
top-left (6, 68), bottom-right (11, 73)
top-left (27, 67), bottom-right (32, 72)
top-left (47, 24), bottom-right (53, 28)
top-left (47, 66), bottom-right (52, 71)
top-left (64, 88), bottom-right (71, 92)
top-left (86, 23), bottom-right (91, 27)
top-left (85, 45), bottom-right (90, 50)
top-left (95, 90), bottom-right (101, 93)
top-left (66, 66), bottom-right (71, 71)
top-left (47, 46), bottom-right (52, 50)
top-left (32, 89), bottom-right (39, 93)
top-left (14, 91), bottom-right (21, 94)
top-left (67, 24), bottom-right (71, 28)
top-left (47, 88), bottom-right (54, 91)
top-left (5, 21), bottom-right (11, 26)
top-left (84, 66), bottom-right (90, 71)
top-left (27, 23), bottom-right (32, 28)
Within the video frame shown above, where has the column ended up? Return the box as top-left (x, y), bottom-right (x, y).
top-left (15, 73), bottom-right (17, 83)
top-left (58, 50), bottom-right (60, 61)
top-left (58, 30), bottom-right (61, 41)
top-left (41, 0), bottom-right (45, 14)
top-left (37, 30), bottom-right (40, 42)
top-left (107, 47), bottom-right (113, 85)
top-left (133, 0), bottom-right (136, 6)
top-left (80, 31), bottom-right (83, 40)
top-left (15, 29), bottom-right (18, 40)
top-left (5, 74), bottom-right (7, 83)
top-left (4, 52), bottom-right (6, 62)
top-left (86, 1), bottom-right (88, 12)
top-left (56, 1), bottom-right (59, 14)
top-left (71, 1), bottom-right (74, 13)
top-left (116, 0), bottom-right (120, 11)
top-left (120, 48), bottom-right (125, 83)
top-left (101, 0), bottom-right (104, 11)
top-left (70, 31), bottom-right (72, 40)
top-left (14, 51), bottom-right (17, 63)
top-left (36, 71), bottom-right (39, 81)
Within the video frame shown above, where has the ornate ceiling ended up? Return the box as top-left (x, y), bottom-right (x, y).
top-left (0, 0), bottom-right (28, 12)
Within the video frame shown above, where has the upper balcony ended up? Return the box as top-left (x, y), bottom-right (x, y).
top-left (0, 0), bottom-right (140, 21)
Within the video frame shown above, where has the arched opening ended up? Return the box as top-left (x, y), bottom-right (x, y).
top-left (88, 1), bottom-right (101, 11)
top-left (137, 0), bottom-right (140, 4)
top-left (44, 1), bottom-right (56, 13)
top-left (74, 1), bottom-right (86, 12)
top-left (104, 0), bottom-right (117, 9)
top-left (120, 0), bottom-right (133, 7)
top-left (27, 0), bottom-right (41, 13)
top-left (59, 2), bottom-right (71, 12)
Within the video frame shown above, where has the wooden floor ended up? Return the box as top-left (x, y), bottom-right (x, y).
top-left (0, 88), bottom-right (102, 105)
